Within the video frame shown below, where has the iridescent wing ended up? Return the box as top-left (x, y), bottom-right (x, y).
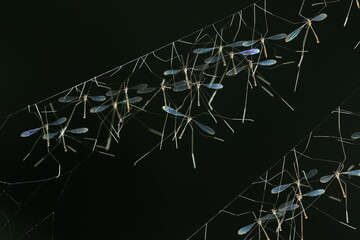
top-left (163, 69), bottom-right (182, 76)
top-left (257, 59), bottom-right (277, 66)
top-left (302, 189), bottom-right (325, 197)
top-left (242, 39), bottom-right (260, 47)
top-left (285, 25), bottom-right (305, 42)
top-left (193, 47), bottom-right (216, 54)
top-left (238, 222), bottom-right (256, 235)
top-left (21, 127), bottom-right (42, 137)
top-left (271, 183), bottom-right (292, 194)
top-left (66, 128), bottom-right (89, 134)
top-left (266, 33), bottom-right (287, 40)
top-left (162, 106), bottom-right (186, 117)
top-left (237, 48), bottom-right (260, 56)
top-left (202, 83), bottom-right (223, 89)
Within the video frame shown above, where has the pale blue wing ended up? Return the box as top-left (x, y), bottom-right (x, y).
top-left (237, 48), bottom-right (260, 56)
top-left (258, 59), bottom-right (277, 66)
top-left (225, 41), bottom-right (245, 48)
top-left (193, 47), bottom-right (215, 54)
top-left (303, 189), bottom-right (325, 197)
top-left (202, 83), bottom-right (223, 89)
top-left (204, 55), bottom-right (222, 64)
top-left (350, 132), bottom-right (360, 139)
top-left (50, 117), bottom-right (67, 126)
top-left (267, 33), bottom-right (287, 40)
top-left (106, 90), bottom-right (121, 97)
top-left (118, 96), bottom-right (143, 104)
top-left (173, 81), bottom-right (189, 92)
top-left (66, 127), bottom-right (89, 134)
top-left (162, 106), bottom-right (186, 117)
top-left (242, 39), bottom-right (259, 47)
top-left (58, 96), bottom-right (78, 103)
top-left (312, 13), bottom-right (327, 22)
top-left (42, 132), bottom-right (58, 140)
top-left (279, 203), bottom-right (299, 212)
top-left (238, 222), bottom-right (256, 235)
top-left (163, 69), bottom-right (182, 76)
top-left (342, 169), bottom-right (360, 176)
top-left (285, 25), bottom-right (305, 42)
top-left (271, 183), bottom-right (292, 194)
top-left (137, 87), bottom-right (157, 94)
top-left (320, 174), bottom-right (334, 183)
top-left (129, 83), bottom-right (148, 90)
top-left (21, 127), bottom-right (42, 137)
top-left (88, 95), bottom-right (106, 102)
top-left (90, 104), bottom-right (111, 113)
top-left (226, 65), bottom-right (247, 76)
top-left (193, 120), bottom-right (215, 135)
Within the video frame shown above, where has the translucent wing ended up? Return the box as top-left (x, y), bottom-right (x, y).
top-left (271, 183), bottom-right (292, 194)
top-left (192, 64), bottom-right (209, 71)
top-left (173, 81), bottom-right (189, 92)
top-left (278, 201), bottom-right (299, 212)
top-left (163, 69), bottom-right (182, 76)
top-left (350, 132), bottom-right (360, 139)
top-left (50, 117), bottom-right (67, 126)
top-left (193, 120), bottom-right (215, 135)
top-left (342, 169), bottom-right (360, 176)
top-left (226, 65), bottom-right (247, 76)
top-left (266, 33), bottom-right (287, 40)
top-left (225, 41), bottom-right (245, 48)
top-left (88, 95), bottom-right (106, 102)
top-left (129, 83), bottom-right (148, 90)
top-left (303, 189), bottom-right (325, 197)
top-left (304, 169), bottom-right (318, 180)
top-left (257, 59), bottom-right (277, 66)
top-left (320, 174), bottom-right (334, 183)
top-left (202, 83), bottom-right (223, 89)
top-left (193, 47), bottom-right (216, 54)
top-left (137, 87), bottom-right (157, 94)
top-left (21, 128), bottom-right (42, 137)
top-left (242, 39), bottom-right (259, 47)
top-left (162, 106), bottom-right (186, 117)
top-left (42, 132), bottom-right (59, 140)
top-left (237, 48), bottom-right (260, 56)
top-left (238, 222), bottom-right (256, 235)
top-left (204, 55), bottom-right (222, 64)
top-left (58, 96), bottom-right (79, 103)
top-left (285, 25), bottom-right (305, 42)
top-left (90, 104), bottom-right (111, 113)
top-left (118, 96), bottom-right (143, 104)
top-left (66, 128), bottom-right (89, 134)
top-left (312, 13), bottom-right (327, 22)
top-left (106, 90), bottom-right (121, 97)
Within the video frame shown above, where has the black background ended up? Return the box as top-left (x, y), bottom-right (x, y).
top-left (0, 0), bottom-right (359, 239)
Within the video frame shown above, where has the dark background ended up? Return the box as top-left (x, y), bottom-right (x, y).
top-left (0, 0), bottom-right (359, 239)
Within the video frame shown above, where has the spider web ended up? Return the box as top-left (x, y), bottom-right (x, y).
top-left (0, 0), bottom-right (359, 239)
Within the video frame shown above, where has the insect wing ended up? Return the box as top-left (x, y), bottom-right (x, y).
top-left (90, 104), bottom-right (111, 113)
top-left (204, 55), bottom-right (222, 64)
top-left (162, 106), bottom-right (186, 117)
top-left (258, 59), bottom-right (277, 66)
top-left (42, 132), bottom-right (58, 140)
top-left (238, 222), bottom-right (256, 235)
top-left (58, 96), bottom-right (78, 103)
top-left (163, 69), bottom-right (182, 76)
top-left (66, 127), bottom-right (89, 134)
top-left (267, 33), bottom-right (287, 40)
top-left (343, 169), bottom-right (360, 176)
top-left (173, 81), bottom-right (189, 92)
top-left (285, 25), bottom-right (305, 42)
top-left (303, 189), bottom-right (325, 197)
top-left (242, 39), bottom-right (259, 47)
top-left (50, 117), bottom-right (67, 126)
top-left (271, 183), bottom-right (292, 194)
top-left (320, 174), bottom-right (334, 183)
top-left (106, 90), bottom-right (121, 97)
top-left (226, 65), bottom-right (247, 76)
top-left (88, 95), bottom-right (106, 102)
top-left (351, 132), bottom-right (360, 139)
top-left (312, 13), bottom-right (327, 22)
top-left (193, 120), bottom-right (215, 135)
top-left (237, 48), bottom-right (260, 56)
top-left (304, 169), bottom-right (318, 180)
top-left (225, 41), bottom-right (245, 48)
top-left (21, 128), bottom-right (42, 137)
top-left (202, 83), bottom-right (223, 89)
top-left (193, 47), bottom-right (215, 54)
top-left (137, 87), bottom-right (157, 94)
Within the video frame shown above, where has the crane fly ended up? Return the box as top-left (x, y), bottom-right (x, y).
top-left (58, 94), bottom-right (106, 119)
top-left (238, 201), bottom-right (299, 239)
top-left (242, 33), bottom-right (287, 58)
top-left (295, 189), bottom-right (325, 219)
top-left (271, 169), bottom-right (318, 194)
top-left (162, 106), bottom-right (215, 168)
